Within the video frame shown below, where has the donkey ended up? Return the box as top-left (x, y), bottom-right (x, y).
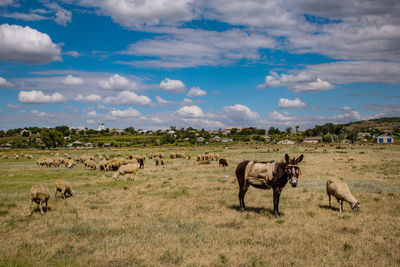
top-left (235, 153), bottom-right (304, 217)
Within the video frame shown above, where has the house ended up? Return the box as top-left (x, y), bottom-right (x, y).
top-left (110, 128), bottom-right (124, 134)
top-left (196, 137), bottom-right (205, 142)
top-left (264, 136), bottom-right (271, 142)
top-left (85, 142), bottom-right (94, 148)
top-left (72, 141), bottom-right (83, 147)
top-left (103, 143), bottom-right (111, 147)
top-left (221, 138), bottom-right (233, 143)
top-left (303, 136), bottom-right (323, 144)
top-left (0, 143), bottom-right (12, 149)
top-left (278, 140), bottom-right (295, 145)
top-left (64, 136), bottom-right (71, 140)
top-left (375, 134), bottom-right (394, 144)
top-left (168, 130), bottom-right (176, 135)
top-left (210, 136), bottom-right (222, 142)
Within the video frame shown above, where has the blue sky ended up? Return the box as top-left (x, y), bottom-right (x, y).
top-left (0, 0), bottom-right (399, 130)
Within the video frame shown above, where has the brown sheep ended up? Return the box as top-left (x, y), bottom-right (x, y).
top-left (29, 184), bottom-right (50, 215)
top-left (55, 180), bottom-right (75, 199)
top-left (219, 158), bottom-right (228, 167)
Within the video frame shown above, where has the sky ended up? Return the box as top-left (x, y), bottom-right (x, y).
top-left (0, 0), bottom-right (399, 131)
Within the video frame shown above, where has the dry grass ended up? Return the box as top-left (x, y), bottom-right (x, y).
top-left (1, 144), bottom-right (400, 266)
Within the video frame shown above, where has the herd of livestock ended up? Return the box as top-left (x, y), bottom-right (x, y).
top-left (2, 149), bottom-right (359, 216)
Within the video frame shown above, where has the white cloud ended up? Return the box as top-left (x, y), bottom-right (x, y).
top-left (0, 12), bottom-right (48, 21)
top-left (79, 0), bottom-right (194, 28)
top-left (124, 28), bottom-right (275, 68)
top-left (278, 98), bottom-right (306, 109)
top-left (66, 51), bottom-right (79, 57)
top-left (258, 71), bottom-right (334, 92)
top-left (87, 111), bottom-right (97, 117)
top-left (0, 76), bottom-right (12, 87)
top-left (155, 96), bottom-right (168, 105)
top-left (87, 119), bottom-right (96, 124)
top-left (0, 24), bottom-right (61, 64)
top-left (98, 74), bottom-right (138, 91)
top-left (103, 90), bottom-right (151, 106)
top-left (176, 105), bottom-right (205, 118)
top-left (159, 78), bottom-right (186, 93)
top-left (336, 110), bottom-right (362, 121)
top-left (61, 75), bottom-right (84, 86)
top-left (109, 107), bottom-right (141, 118)
top-left (54, 7), bottom-right (72, 26)
top-left (270, 111), bottom-right (294, 121)
top-left (155, 95), bottom-right (193, 106)
top-left (76, 94), bottom-right (102, 103)
top-left (362, 103), bottom-right (400, 117)
top-left (291, 78), bottom-right (334, 93)
top-left (30, 110), bottom-right (47, 117)
top-left (341, 106), bottom-right (353, 111)
top-left (307, 61), bottom-right (400, 84)
top-left (187, 86), bottom-right (206, 97)
top-left (0, 0), bottom-right (16, 6)
top-left (7, 104), bottom-right (20, 109)
top-left (18, 90), bottom-right (66, 104)
top-left (223, 104), bottom-right (260, 121)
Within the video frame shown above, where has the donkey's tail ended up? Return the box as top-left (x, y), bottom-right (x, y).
top-left (235, 161), bottom-right (250, 187)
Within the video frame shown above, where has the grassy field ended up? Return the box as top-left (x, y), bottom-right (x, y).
top-left (0, 144), bottom-right (399, 266)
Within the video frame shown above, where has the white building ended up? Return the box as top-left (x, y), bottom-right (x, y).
top-left (98, 122), bottom-right (105, 131)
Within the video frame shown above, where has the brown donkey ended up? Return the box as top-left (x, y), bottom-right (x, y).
top-left (235, 154), bottom-right (303, 217)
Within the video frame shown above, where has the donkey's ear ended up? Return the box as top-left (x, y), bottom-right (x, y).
top-left (285, 153), bottom-right (290, 163)
top-left (296, 154), bottom-right (304, 164)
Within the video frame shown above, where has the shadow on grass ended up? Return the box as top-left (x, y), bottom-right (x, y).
top-left (318, 204), bottom-right (339, 211)
top-left (30, 206), bottom-right (52, 214)
top-left (228, 204), bottom-right (281, 216)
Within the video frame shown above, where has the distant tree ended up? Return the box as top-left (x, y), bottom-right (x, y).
top-left (230, 128), bottom-right (238, 135)
top-left (40, 129), bottom-right (64, 148)
top-left (268, 127), bottom-right (281, 135)
top-left (55, 126), bottom-right (70, 136)
top-left (285, 127), bottom-right (293, 136)
top-left (124, 127), bottom-right (135, 135)
top-left (257, 129), bottom-right (266, 135)
top-left (295, 125), bottom-right (300, 135)
top-left (28, 127), bottom-right (41, 134)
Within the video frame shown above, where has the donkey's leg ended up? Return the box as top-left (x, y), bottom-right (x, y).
top-left (340, 200), bottom-right (343, 213)
top-left (238, 183), bottom-right (249, 212)
top-left (273, 187), bottom-right (282, 217)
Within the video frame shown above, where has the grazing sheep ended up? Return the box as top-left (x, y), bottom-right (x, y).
top-left (29, 184), bottom-right (50, 215)
top-left (155, 158), bottom-right (164, 166)
top-left (219, 158), bottom-right (228, 167)
top-left (84, 159), bottom-right (98, 170)
top-left (64, 159), bottom-right (75, 168)
top-left (113, 163), bottom-right (139, 181)
top-left (326, 177), bottom-right (360, 212)
top-left (99, 159), bottom-right (107, 171)
top-left (197, 160), bottom-right (211, 165)
top-left (137, 158), bottom-right (144, 169)
top-left (55, 180), bottom-right (75, 199)
top-left (15, 154), bottom-right (19, 160)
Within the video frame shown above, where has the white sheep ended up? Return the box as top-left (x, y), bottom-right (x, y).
top-left (113, 163), bottom-right (139, 181)
top-left (55, 180), bottom-right (75, 199)
top-left (29, 184), bottom-right (50, 215)
top-left (326, 177), bottom-right (360, 212)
